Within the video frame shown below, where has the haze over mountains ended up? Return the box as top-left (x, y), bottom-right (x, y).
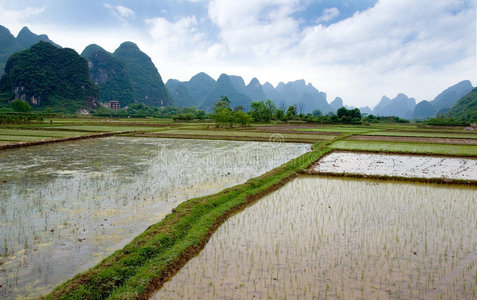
top-left (0, 24), bottom-right (474, 119)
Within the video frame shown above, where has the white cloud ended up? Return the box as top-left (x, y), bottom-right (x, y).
top-left (145, 16), bottom-right (206, 56)
top-left (316, 7), bottom-right (340, 23)
top-left (1, 0), bottom-right (474, 108)
top-left (288, 0), bottom-right (475, 106)
top-left (0, 5), bottom-right (45, 34)
top-left (104, 3), bottom-right (135, 24)
top-left (208, 0), bottom-right (301, 56)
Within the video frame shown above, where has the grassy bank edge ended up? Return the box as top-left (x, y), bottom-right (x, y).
top-left (0, 131), bottom-right (134, 151)
top-left (45, 141), bottom-right (332, 300)
top-left (301, 171), bottom-right (477, 186)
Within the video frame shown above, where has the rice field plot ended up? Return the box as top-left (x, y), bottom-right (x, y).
top-left (366, 131), bottom-right (477, 139)
top-left (0, 135), bottom-right (54, 142)
top-left (0, 129), bottom-right (90, 138)
top-left (330, 140), bottom-right (477, 156)
top-left (0, 137), bottom-right (309, 299)
top-left (313, 151), bottom-right (477, 181)
top-left (294, 126), bottom-right (382, 134)
top-left (154, 177), bottom-right (477, 300)
top-left (50, 125), bottom-right (163, 132)
top-left (153, 129), bottom-right (335, 142)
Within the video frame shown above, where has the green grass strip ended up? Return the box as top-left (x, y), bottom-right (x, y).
top-left (46, 140), bottom-right (335, 300)
top-left (330, 140), bottom-right (477, 156)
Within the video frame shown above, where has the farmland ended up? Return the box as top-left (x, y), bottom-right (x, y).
top-left (0, 136), bottom-right (309, 298)
top-left (0, 117), bottom-right (476, 299)
top-left (154, 177), bottom-right (477, 299)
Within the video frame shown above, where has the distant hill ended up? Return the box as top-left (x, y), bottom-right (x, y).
top-left (430, 80), bottom-right (473, 112)
top-left (113, 42), bottom-right (172, 107)
top-left (273, 80), bottom-right (329, 114)
top-left (186, 72), bottom-right (216, 106)
top-left (0, 25), bottom-right (22, 76)
top-left (262, 82), bottom-right (281, 102)
top-left (81, 44), bottom-right (134, 107)
top-left (446, 87), bottom-right (477, 123)
top-left (359, 106), bottom-right (373, 115)
top-left (246, 78), bottom-right (267, 101)
top-left (372, 96), bottom-right (391, 115)
top-left (168, 74), bottom-right (334, 113)
top-left (201, 73), bottom-right (252, 111)
top-left (165, 79), bottom-right (194, 108)
top-left (329, 97), bottom-right (344, 113)
top-left (410, 81), bottom-right (474, 120)
top-left (0, 25), bottom-right (60, 76)
top-left (16, 26), bottom-right (60, 49)
top-left (412, 100), bottom-right (436, 120)
top-left (229, 75), bottom-right (252, 99)
top-left (373, 94), bottom-right (416, 119)
top-left (0, 42), bottom-right (98, 111)
top-left (165, 72), bottom-right (216, 108)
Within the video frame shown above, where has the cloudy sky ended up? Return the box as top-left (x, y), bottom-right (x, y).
top-left (1, 0), bottom-right (475, 108)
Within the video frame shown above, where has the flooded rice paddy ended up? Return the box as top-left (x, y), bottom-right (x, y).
top-left (313, 151), bottom-right (477, 181)
top-left (0, 137), bottom-right (309, 299)
top-left (154, 177), bottom-right (477, 299)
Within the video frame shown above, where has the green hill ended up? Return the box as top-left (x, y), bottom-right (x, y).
top-left (16, 26), bottom-right (60, 49)
top-left (166, 79), bottom-right (195, 108)
top-left (113, 42), bottom-right (172, 107)
top-left (0, 42), bottom-right (98, 112)
top-left (82, 44), bottom-right (134, 107)
top-left (0, 25), bottom-right (22, 76)
top-left (446, 88), bottom-right (477, 123)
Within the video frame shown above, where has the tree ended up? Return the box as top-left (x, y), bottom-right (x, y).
top-left (196, 110), bottom-right (207, 120)
top-left (212, 96), bottom-right (233, 127)
top-left (312, 109), bottom-right (322, 117)
top-left (274, 109), bottom-right (285, 121)
top-left (11, 99), bottom-right (32, 112)
top-left (286, 105), bottom-right (296, 120)
top-left (234, 110), bottom-right (253, 127)
top-left (214, 96), bottom-right (231, 111)
top-left (337, 107), bottom-right (362, 124)
top-left (250, 100), bottom-right (274, 122)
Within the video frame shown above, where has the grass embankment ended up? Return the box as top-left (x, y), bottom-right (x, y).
top-left (364, 131), bottom-right (477, 139)
top-left (330, 140), bottom-right (477, 156)
top-left (46, 140), bottom-right (334, 300)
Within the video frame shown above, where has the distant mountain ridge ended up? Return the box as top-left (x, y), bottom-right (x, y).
top-left (167, 73), bottom-right (335, 113)
top-left (364, 80), bottom-right (474, 120)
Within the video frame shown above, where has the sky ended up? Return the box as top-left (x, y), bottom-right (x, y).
top-left (0, 0), bottom-right (476, 108)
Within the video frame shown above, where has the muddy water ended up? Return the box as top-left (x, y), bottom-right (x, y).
top-left (0, 137), bottom-right (309, 299)
top-left (313, 151), bottom-right (477, 180)
top-left (154, 177), bottom-right (477, 299)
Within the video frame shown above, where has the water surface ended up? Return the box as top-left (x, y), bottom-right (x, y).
top-left (313, 151), bottom-right (477, 180)
top-left (0, 137), bottom-right (309, 299)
